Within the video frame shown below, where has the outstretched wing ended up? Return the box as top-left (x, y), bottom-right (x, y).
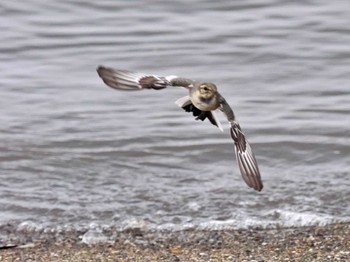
top-left (230, 122), bottom-right (263, 191)
top-left (97, 66), bottom-right (195, 90)
top-left (218, 94), bottom-right (263, 192)
top-left (175, 96), bottom-right (223, 131)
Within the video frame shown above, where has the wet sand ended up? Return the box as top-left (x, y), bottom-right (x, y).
top-left (1, 223), bottom-right (349, 261)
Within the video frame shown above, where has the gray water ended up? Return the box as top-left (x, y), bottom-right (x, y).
top-left (1, 0), bottom-right (349, 232)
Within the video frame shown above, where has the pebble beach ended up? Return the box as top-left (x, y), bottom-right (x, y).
top-left (2, 1), bottom-right (350, 261)
top-left (1, 222), bottom-right (349, 261)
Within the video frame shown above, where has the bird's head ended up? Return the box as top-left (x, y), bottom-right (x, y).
top-left (198, 83), bottom-right (217, 99)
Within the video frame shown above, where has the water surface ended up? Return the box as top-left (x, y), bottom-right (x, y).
top-left (0, 0), bottom-right (349, 231)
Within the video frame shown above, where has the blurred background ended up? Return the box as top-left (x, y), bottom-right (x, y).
top-left (0, 0), bottom-right (349, 231)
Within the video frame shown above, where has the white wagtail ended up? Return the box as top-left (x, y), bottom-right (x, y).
top-left (97, 66), bottom-right (263, 192)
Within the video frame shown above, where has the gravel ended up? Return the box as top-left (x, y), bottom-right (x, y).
top-left (0, 222), bottom-right (349, 261)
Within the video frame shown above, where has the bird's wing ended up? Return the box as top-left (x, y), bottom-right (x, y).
top-left (97, 66), bottom-right (195, 91)
top-left (218, 94), bottom-right (263, 192)
top-left (175, 96), bottom-right (223, 131)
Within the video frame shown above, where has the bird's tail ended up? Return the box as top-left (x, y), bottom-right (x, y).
top-left (175, 96), bottom-right (223, 131)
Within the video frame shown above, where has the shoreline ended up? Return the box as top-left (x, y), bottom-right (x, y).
top-left (1, 222), bottom-right (349, 261)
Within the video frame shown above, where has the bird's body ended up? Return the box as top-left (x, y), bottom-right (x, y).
top-left (97, 66), bottom-right (263, 192)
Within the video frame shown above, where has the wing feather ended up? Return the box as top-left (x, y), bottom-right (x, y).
top-left (219, 94), bottom-right (263, 191)
top-left (97, 66), bottom-right (195, 90)
top-left (97, 66), bottom-right (168, 90)
top-left (231, 123), bottom-right (263, 191)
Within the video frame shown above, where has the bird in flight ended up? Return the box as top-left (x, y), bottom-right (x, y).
top-left (97, 66), bottom-right (263, 192)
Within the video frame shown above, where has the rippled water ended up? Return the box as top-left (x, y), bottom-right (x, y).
top-left (1, 0), bottom-right (349, 231)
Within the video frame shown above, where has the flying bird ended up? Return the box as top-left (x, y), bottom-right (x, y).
top-left (97, 66), bottom-right (263, 191)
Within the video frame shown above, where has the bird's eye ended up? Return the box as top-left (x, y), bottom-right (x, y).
top-left (202, 86), bottom-right (208, 91)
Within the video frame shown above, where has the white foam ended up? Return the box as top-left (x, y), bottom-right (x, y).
top-left (121, 217), bottom-right (149, 231)
top-left (17, 221), bottom-right (43, 233)
top-left (187, 202), bottom-right (202, 212)
top-left (81, 228), bottom-right (109, 245)
top-left (270, 210), bottom-right (337, 227)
